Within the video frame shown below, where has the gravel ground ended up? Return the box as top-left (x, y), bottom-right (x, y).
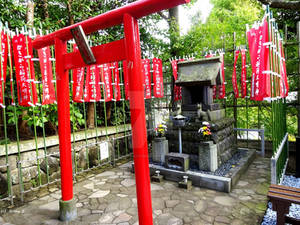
top-left (191, 149), bottom-right (247, 176)
top-left (261, 175), bottom-right (300, 225)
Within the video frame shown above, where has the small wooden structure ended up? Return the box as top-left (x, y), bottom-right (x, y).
top-left (267, 184), bottom-right (300, 225)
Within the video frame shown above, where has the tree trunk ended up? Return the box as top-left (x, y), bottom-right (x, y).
top-left (67, 0), bottom-right (74, 26)
top-left (26, 1), bottom-right (34, 27)
top-left (168, 7), bottom-right (180, 57)
top-left (106, 102), bottom-right (113, 125)
top-left (86, 103), bottom-right (95, 129)
top-left (41, 0), bottom-right (49, 20)
top-left (168, 7), bottom-right (180, 110)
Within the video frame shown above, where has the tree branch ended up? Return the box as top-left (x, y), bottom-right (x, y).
top-left (257, 0), bottom-right (300, 10)
top-left (157, 11), bottom-right (169, 20)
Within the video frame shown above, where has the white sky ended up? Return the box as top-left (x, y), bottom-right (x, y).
top-left (179, 0), bottom-right (213, 34)
top-left (155, 0), bottom-right (213, 40)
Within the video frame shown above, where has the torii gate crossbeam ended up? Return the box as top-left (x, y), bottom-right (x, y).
top-left (32, 0), bottom-right (189, 224)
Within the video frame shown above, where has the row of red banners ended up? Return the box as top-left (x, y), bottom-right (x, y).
top-left (247, 18), bottom-right (288, 101)
top-left (72, 56), bottom-right (164, 103)
top-left (0, 32), bottom-right (164, 107)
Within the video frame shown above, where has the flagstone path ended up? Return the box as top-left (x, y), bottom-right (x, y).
top-left (0, 155), bottom-right (270, 225)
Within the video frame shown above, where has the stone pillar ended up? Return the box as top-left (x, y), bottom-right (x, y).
top-left (198, 141), bottom-right (218, 172)
top-left (152, 137), bottom-right (169, 165)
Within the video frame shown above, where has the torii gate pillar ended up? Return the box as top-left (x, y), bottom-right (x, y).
top-left (123, 13), bottom-right (153, 224)
top-left (32, 1), bottom-right (190, 224)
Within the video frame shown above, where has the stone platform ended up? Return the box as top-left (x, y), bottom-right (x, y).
top-left (0, 155), bottom-right (270, 225)
top-left (148, 149), bottom-right (256, 192)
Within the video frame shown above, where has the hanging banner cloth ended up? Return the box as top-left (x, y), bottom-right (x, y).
top-left (0, 31), bottom-right (8, 106)
top-left (112, 62), bottom-right (121, 101)
top-left (205, 53), bottom-right (217, 99)
top-left (73, 66), bottom-right (85, 102)
top-left (141, 59), bottom-right (152, 99)
top-left (100, 63), bottom-right (113, 102)
top-left (122, 60), bottom-right (129, 100)
top-left (152, 58), bottom-right (164, 98)
top-left (83, 64), bottom-right (101, 102)
top-left (247, 19), bottom-right (271, 101)
top-left (232, 50), bottom-right (240, 98)
top-left (240, 49), bottom-right (247, 98)
top-left (218, 53), bottom-right (226, 99)
top-left (37, 38), bottom-right (56, 105)
top-left (12, 34), bottom-right (38, 107)
top-left (261, 19), bottom-right (271, 100)
top-left (72, 44), bottom-right (85, 102)
top-left (171, 59), bottom-right (184, 101)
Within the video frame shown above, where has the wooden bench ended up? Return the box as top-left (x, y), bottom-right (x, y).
top-left (267, 184), bottom-right (300, 225)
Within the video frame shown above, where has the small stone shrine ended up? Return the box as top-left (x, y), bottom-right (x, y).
top-left (148, 57), bottom-right (256, 192)
top-left (166, 57), bottom-right (236, 172)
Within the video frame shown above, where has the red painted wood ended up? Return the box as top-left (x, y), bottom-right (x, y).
top-left (64, 39), bottom-right (126, 70)
top-left (55, 38), bottom-right (74, 201)
top-left (32, 0), bottom-right (190, 49)
top-left (123, 13), bottom-right (153, 225)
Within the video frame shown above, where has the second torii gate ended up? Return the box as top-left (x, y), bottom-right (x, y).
top-left (32, 0), bottom-right (189, 224)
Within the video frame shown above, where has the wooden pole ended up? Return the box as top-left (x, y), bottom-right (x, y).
top-left (297, 21), bottom-right (300, 136)
top-left (233, 32), bottom-right (238, 142)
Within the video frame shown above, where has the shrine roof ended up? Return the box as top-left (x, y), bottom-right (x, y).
top-left (176, 56), bottom-right (222, 86)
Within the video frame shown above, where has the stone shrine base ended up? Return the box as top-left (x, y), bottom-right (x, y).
top-left (148, 148), bottom-right (256, 193)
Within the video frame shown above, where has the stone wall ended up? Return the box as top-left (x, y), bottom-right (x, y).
top-left (166, 118), bottom-right (236, 170)
top-left (0, 125), bottom-right (132, 197)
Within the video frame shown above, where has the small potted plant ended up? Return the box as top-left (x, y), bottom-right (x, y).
top-left (152, 123), bottom-right (169, 165)
top-left (155, 124), bottom-right (167, 138)
top-left (198, 122), bottom-right (212, 141)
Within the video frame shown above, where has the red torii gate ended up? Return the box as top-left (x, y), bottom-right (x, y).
top-left (32, 0), bottom-right (189, 224)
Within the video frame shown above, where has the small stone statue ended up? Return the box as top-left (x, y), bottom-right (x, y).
top-left (196, 104), bottom-right (210, 121)
top-left (172, 103), bottom-right (182, 117)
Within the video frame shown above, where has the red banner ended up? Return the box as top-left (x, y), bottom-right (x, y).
top-left (247, 26), bottom-right (259, 100)
top-left (84, 64), bottom-right (101, 102)
top-left (122, 60), bottom-right (129, 100)
top-left (12, 34), bottom-right (38, 107)
top-left (0, 31), bottom-right (8, 106)
top-left (101, 63), bottom-right (113, 102)
top-left (72, 45), bottom-right (85, 102)
top-left (73, 66), bottom-right (85, 102)
top-left (248, 20), bottom-right (271, 101)
top-left (171, 60), bottom-right (182, 101)
top-left (152, 58), bottom-right (164, 98)
top-left (141, 59), bottom-right (152, 99)
top-left (112, 62), bottom-right (121, 101)
top-left (240, 49), bottom-right (247, 98)
top-left (37, 44), bottom-right (56, 105)
top-left (232, 50), bottom-right (240, 98)
top-left (218, 53), bottom-right (226, 99)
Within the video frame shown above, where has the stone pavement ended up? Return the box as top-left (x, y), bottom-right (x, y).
top-left (0, 155), bottom-right (270, 225)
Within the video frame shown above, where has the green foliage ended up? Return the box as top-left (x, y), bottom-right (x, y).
top-left (177, 0), bottom-right (263, 56)
top-left (70, 103), bottom-right (85, 131)
top-left (0, 0), bottom-right (26, 28)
